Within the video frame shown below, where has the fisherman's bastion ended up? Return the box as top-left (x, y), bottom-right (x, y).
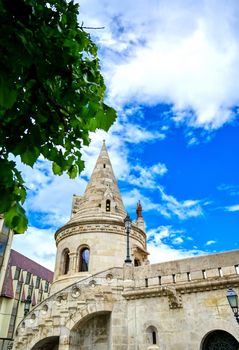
top-left (12, 142), bottom-right (239, 350)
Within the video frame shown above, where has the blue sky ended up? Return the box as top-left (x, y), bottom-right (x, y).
top-left (13, 0), bottom-right (239, 270)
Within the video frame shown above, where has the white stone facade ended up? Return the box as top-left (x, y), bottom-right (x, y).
top-left (13, 143), bottom-right (239, 350)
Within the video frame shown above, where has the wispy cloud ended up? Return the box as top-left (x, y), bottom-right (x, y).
top-left (217, 184), bottom-right (239, 196)
top-left (123, 186), bottom-right (204, 221)
top-left (147, 225), bottom-right (206, 263)
top-left (205, 240), bottom-right (216, 246)
top-left (127, 163), bottom-right (167, 189)
top-left (158, 187), bottom-right (204, 220)
top-left (225, 204), bottom-right (239, 212)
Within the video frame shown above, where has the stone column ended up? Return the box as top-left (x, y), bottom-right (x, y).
top-left (69, 252), bottom-right (77, 273)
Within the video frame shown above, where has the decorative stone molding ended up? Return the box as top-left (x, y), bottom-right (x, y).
top-left (55, 220), bottom-right (146, 247)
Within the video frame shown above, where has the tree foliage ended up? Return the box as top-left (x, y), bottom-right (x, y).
top-left (0, 0), bottom-right (116, 233)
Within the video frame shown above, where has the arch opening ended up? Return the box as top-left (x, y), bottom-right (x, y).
top-left (146, 325), bottom-right (158, 347)
top-left (106, 199), bottom-right (111, 212)
top-left (62, 248), bottom-right (70, 275)
top-left (79, 247), bottom-right (90, 272)
top-left (70, 312), bottom-right (111, 349)
top-left (202, 330), bottom-right (239, 350)
top-left (31, 336), bottom-right (59, 350)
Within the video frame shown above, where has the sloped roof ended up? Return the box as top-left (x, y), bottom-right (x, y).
top-left (1, 249), bottom-right (53, 298)
top-left (69, 141), bottom-right (126, 223)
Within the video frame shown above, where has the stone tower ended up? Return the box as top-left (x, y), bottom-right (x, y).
top-left (52, 141), bottom-right (148, 292)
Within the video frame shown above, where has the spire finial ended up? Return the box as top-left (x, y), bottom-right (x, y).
top-left (136, 200), bottom-right (143, 218)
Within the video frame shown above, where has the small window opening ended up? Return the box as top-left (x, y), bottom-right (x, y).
top-left (187, 272), bottom-right (191, 281)
top-left (63, 250), bottom-right (70, 275)
top-left (218, 267), bottom-right (223, 277)
top-left (158, 276), bottom-right (161, 285)
top-left (147, 326), bottom-right (158, 346)
top-left (103, 164), bottom-right (106, 168)
top-left (99, 203), bottom-right (101, 208)
top-left (172, 274), bottom-right (176, 283)
top-left (152, 331), bottom-right (157, 345)
top-left (145, 278), bottom-right (148, 287)
top-left (134, 259), bottom-right (140, 266)
top-left (106, 199), bottom-right (111, 212)
top-left (202, 269), bottom-right (207, 279)
top-left (79, 248), bottom-right (90, 272)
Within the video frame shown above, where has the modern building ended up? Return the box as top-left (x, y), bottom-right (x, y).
top-left (13, 142), bottom-right (239, 350)
top-left (0, 223), bottom-right (53, 350)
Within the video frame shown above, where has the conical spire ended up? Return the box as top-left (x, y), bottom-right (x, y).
top-left (69, 141), bottom-right (126, 222)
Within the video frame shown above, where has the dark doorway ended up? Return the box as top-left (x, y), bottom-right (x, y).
top-left (202, 330), bottom-right (239, 350)
top-left (31, 336), bottom-right (59, 350)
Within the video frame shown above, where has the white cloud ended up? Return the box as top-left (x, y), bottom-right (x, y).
top-left (148, 241), bottom-right (206, 264)
top-left (128, 163), bottom-right (167, 189)
top-left (159, 187), bottom-right (204, 219)
top-left (225, 204), bottom-right (239, 212)
top-left (205, 240), bottom-right (216, 246)
top-left (147, 225), bottom-right (205, 263)
top-left (172, 237), bottom-right (184, 245)
top-left (79, 0), bottom-right (239, 129)
top-left (123, 186), bottom-right (204, 221)
top-left (12, 226), bottom-right (56, 270)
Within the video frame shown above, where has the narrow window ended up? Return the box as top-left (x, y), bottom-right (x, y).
top-left (172, 274), bottom-right (176, 283)
top-left (202, 269), bottom-right (207, 279)
top-left (38, 289), bottom-right (43, 303)
top-left (235, 265), bottom-right (239, 275)
top-left (152, 331), bottom-right (157, 345)
top-left (103, 164), bottom-right (106, 168)
top-left (79, 248), bottom-right (90, 272)
top-left (187, 272), bottom-right (191, 281)
top-left (25, 272), bottom-right (31, 284)
top-left (63, 249), bottom-right (70, 275)
top-left (106, 199), bottom-right (111, 212)
top-left (218, 267), bottom-right (223, 277)
top-left (145, 278), bottom-right (148, 287)
top-left (147, 326), bottom-right (158, 346)
top-left (35, 276), bottom-right (41, 289)
top-left (28, 285), bottom-right (33, 298)
top-left (15, 281), bottom-right (22, 300)
top-left (14, 267), bottom-right (21, 280)
top-left (44, 281), bottom-right (49, 293)
top-left (158, 276), bottom-right (161, 285)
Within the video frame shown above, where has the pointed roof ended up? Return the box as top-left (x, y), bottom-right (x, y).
top-left (69, 141), bottom-right (126, 223)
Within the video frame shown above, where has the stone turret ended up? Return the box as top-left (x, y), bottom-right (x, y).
top-left (52, 142), bottom-right (148, 292)
top-left (70, 140), bottom-right (126, 222)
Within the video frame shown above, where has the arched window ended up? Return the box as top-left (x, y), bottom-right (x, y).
top-left (106, 199), bottom-right (111, 212)
top-left (146, 326), bottom-right (158, 346)
top-left (62, 249), bottom-right (70, 275)
top-left (79, 247), bottom-right (90, 272)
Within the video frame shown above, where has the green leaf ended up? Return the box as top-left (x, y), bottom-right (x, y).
top-left (0, 78), bottom-right (18, 110)
top-left (0, 0), bottom-right (116, 233)
top-left (21, 148), bottom-right (41, 167)
top-left (67, 165), bottom-right (78, 179)
top-left (52, 162), bottom-right (63, 175)
top-left (4, 203), bottom-right (28, 234)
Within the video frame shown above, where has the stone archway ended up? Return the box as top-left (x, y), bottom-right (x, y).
top-left (202, 330), bottom-right (239, 350)
top-left (70, 311), bottom-right (111, 350)
top-left (31, 336), bottom-right (59, 350)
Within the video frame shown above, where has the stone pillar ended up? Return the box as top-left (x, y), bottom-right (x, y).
top-left (69, 252), bottom-right (77, 273)
top-left (123, 263), bottom-right (134, 290)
